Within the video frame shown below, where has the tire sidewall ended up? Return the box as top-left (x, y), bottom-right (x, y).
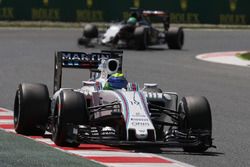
top-left (52, 90), bottom-right (88, 146)
top-left (14, 83), bottom-right (49, 135)
top-left (178, 96), bottom-right (212, 152)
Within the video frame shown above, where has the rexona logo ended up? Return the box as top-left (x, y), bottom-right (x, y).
top-left (180, 0), bottom-right (188, 11)
top-left (43, 0), bottom-right (48, 6)
top-left (229, 0), bottom-right (237, 12)
top-left (86, 0), bottom-right (93, 8)
top-left (133, 0), bottom-right (140, 8)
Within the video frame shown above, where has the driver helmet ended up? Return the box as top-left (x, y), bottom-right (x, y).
top-left (104, 73), bottom-right (128, 90)
top-left (127, 17), bottom-right (137, 26)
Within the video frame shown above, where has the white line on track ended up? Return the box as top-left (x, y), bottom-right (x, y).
top-left (34, 138), bottom-right (55, 145)
top-left (105, 163), bottom-right (189, 167)
top-left (0, 112), bottom-right (13, 116)
top-left (68, 150), bottom-right (150, 157)
top-left (0, 120), bottom-right (13, 124)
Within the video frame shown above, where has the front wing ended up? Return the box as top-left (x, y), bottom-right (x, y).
top-left (64, 124), bottom-right (214, 148)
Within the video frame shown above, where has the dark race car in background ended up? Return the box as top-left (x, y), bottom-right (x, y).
top-left (14, 50), bottom-right (214, 152)
top-left (78, 8), bottom-right (184, 50)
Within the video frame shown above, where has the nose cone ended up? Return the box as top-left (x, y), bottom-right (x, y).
top-left (135, 129), bottom-right (148, 140)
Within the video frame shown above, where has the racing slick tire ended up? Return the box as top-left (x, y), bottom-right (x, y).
top-left (134, 26), bottom-right (148, 50)
top-left (52, 90), bottom-right (89, 147)
top-left (83, 24), bottom-right (98, 38)
top-left (178, 96), bottom-right (212, 152)
top-left (14, 83), bottom-right (49, 135)
top-left (78, 36), bottom-right (90, 46)
top-left (166, 27), bottom-right (184, 50)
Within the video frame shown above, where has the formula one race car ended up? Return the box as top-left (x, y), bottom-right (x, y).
top-left (14, 50), bottom-right (214, 152)
top-left (78, 8), bottom-right (184, 50)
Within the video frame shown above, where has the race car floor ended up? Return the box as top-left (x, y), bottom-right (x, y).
top-left (0, 107), bottom-right (193, 167)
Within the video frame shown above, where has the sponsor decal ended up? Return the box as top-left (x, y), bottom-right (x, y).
top-left (132, 113), bottom-right (146, 117)
top-left (131, 122), bottom-right (150, 127)
top-left (0, 7), bottom-right (14, 20)
top-left (129, 93), bottom-right (140, 107)
top-left (180, 0), bottom-right (188, 11)
top-left (86, 0), bottom-right (93, 8)
top-left (130, 114), bottom-right (150, 127)
top-left (130, 118), bottom-right (149, 122)
top-left (62, 52), bottom-right (111, 62)
top-left (229, 0), bottom-right (237, 12)
top-left (76, 9), bottom-right (103, 22)
top-left (133, 0), bottom-right (140, 8)
top-left (169, 0), bottom-right (200, 23)
top-left (219, 0), bottom-right (246, 24)
top-left (31, 8), bottom-right (60, 21)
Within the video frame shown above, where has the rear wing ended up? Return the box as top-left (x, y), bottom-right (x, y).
top-left (129, 8), bottom-right (170, 30)
top-left (54, 50), bottom-right (123, 93)
top-left (142, 10), bottom-right (170, 30)
top-left (142, 10), bottom-right (168, 17)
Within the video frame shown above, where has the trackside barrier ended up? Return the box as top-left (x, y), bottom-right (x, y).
top-left (0, 0), bottom-right (249, 25)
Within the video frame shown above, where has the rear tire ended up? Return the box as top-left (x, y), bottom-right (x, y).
top-left (166, 27), bottom-right (184, 50)
top-left (14, 83), bottom-right (49, 136)
top-left (134, 26), bottom-right (148, 50)
top-left (178, 96), bottom-right (212, 152)
top-left (52, 90), bottom-right (89, 147)
top-left (83, 24), bottom-right (98, 38)
top-left (78, 37), bottom-right (90, 46)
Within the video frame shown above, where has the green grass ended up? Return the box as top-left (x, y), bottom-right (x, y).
top-left (237, 52), bottom-right (250, 61)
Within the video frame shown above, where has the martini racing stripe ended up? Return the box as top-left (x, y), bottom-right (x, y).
top-left (115, 90), bottom-right (130, 124)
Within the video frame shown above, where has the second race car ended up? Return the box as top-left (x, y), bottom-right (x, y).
top-left (78, 8), bottom-right (184, 50)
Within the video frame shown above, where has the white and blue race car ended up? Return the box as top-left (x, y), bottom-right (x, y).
top-left (78, 9), bottom-right (184, 50)
top-left (14, 50), bottom-right (214, 152)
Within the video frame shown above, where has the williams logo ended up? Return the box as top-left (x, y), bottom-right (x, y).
top-left (133, 0), bottom-right (140, 8)
top-left (86, 0), bottom-right (93, 8)
top-left (229, 0), bottom-right (237, 12)
top-left (180, 0), bottom-right (188, 11)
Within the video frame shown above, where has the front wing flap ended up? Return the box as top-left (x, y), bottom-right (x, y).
top-left (65, 124), bottom-right (214, 148)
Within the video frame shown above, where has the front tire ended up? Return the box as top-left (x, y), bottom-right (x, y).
top-left (178, 96), bottom-right (212, 152)
top-left (166, 27), bottom-right (184, 50)
top-left (52, 90), bottom-right (89, 147)
top-left (83, 24), bottom-right (98, 38)
top-left (134, 26), bottom-right (148, 50)
top-left (14, 83), bottom-right (49, 135)
top-left (78, 36), bottom-right (90, 46)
